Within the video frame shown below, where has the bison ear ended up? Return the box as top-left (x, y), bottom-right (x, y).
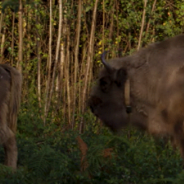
top-left (100, 76), bottom-right (112, 93)
top-left (114, 68), bottom-right (127, 87)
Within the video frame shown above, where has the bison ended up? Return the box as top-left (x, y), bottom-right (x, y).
top-left (0, 64), bottom-right (22, 170)
top-left (89, 34), bottom-right (184, 160)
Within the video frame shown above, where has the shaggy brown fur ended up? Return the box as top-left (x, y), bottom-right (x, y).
top-left (0, 64), bottom-right (22, 170)
top-left (89, 34), bottom-right (184, 160)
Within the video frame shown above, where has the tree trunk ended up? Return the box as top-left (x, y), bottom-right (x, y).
top-left (11, 12), bottom-right (15, 65)
top-left (55, 0), bottom-right (63, 98)
top-left (35, 2), bottom-right (42, 107)
top-left (66, 27), bottom-right (71, 126)
top-left (18, 0), bottom-right (23, 72)
top-left (0, 12), bottom-right (4, 63)
top-left (137, 0), bottom-right (147, 50)
top-left (145, 0), bottom-right (157, 35)
top-left (44, 0), bottom-right (53, 125)
top-left (72, 0), bottom-right (82, 129)
top-left (80, 0), bottom-right (99, 133)
top-left (48, 0), bottom-right (62, 116)
top-left (0, 27), bottom-right (5, 63)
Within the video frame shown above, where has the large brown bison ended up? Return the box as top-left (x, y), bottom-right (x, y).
top-left (0, 64), bottom-right (22, 170)
top-left (89, 34), bottom-right (184, 160)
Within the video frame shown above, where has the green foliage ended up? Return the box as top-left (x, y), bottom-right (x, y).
top-left (1, 0), bottom-right (19, 13)
top-left (174, 171), bottom-right (184, 184)
top-left (94, 0), bottom-right (184, 59)
top-left (1, 104), bottom-right (183, 183)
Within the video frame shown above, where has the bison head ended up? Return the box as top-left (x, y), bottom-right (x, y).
top-left (89, 52), bottom-right (131, 132)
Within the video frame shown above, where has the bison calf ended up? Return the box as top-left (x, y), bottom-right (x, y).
top-left (0, 64), bottom-right (22, 170)
top-left (89, 34), bottom-right (184, 160)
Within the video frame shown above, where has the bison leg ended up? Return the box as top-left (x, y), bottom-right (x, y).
top-left (0, 126), bottom-right (17, 170)
top-left (3, 134), bottom-right (17, 170)
top-left (0, 110), bottom-right (17, 169)
top-left (0, 107), bottom-right (18, 169)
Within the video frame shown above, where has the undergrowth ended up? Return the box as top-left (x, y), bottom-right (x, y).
top-left (0, 103), bottom-right (184, 184)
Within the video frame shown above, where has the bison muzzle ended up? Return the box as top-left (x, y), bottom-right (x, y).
top-left (89, 34), bottom-right (184, 160)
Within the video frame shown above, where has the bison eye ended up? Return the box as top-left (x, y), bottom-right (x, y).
top-left (100, 76), bottom-right (112, 93)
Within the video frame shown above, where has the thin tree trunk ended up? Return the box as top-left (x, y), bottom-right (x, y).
top-left (72, 0), bottom-right (82, 129)
top-left (48, 0), bottom-right (62, 114)
top-left (80, 0), bottom-right (99, 133)
top-left (66, 28), bottom-right (71, 126)
top-left (0, 13), bottom-right (4, 35)
top-left (152, 27), bottom-right (155, 42)
top-left (36, 2), bottom-right (41, 107)
top-left (78, 42), bottom-right (87, 122)
top-left (44, 0), bottom-right (53, 125)
top-left (137, 0), bottom-right (147, 50)
top-left (58, 3), bottom-right (68, 124)
top-left (108, 3), bottom-right (115, 48)
top-left (0, 28), bottom-right (5, 63)
top-left (55, 0), bottom-right (63, 98)
top-left (102, 0), bottom-right (105, 52)
top-left (78, 10), bottom-right (89, 120)
top-left (145, 0), bottom-right (157, 35)
top-left (58, 42), bottom-right (65, 121)
top-left (0, 12), bottom-right (4, 63)
top-left (58, 44), bottom-right (64, 102)
top-left (128, 32), bottom-right (132, 51)
top-left (17, 0), bottom-right (23, 72)
top-left (11, 12), bottom-right (15, 65)
top-left (114, 0), bottom-right (119, 58)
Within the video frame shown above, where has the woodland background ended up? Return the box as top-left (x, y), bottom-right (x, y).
top-left (0, 0), bottom-right (184, 183)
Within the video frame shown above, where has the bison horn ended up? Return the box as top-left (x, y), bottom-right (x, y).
top-left (101, 51), bottom-right (113, 73)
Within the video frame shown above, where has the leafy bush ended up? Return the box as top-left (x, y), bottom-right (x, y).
top-left (1, 117), bottom-right (183, 183)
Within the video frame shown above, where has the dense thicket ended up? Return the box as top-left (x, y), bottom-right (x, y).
top-left (1, 0), bottom-right (184, 131)
top-left (0, 0), bottom-right (184, 183)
